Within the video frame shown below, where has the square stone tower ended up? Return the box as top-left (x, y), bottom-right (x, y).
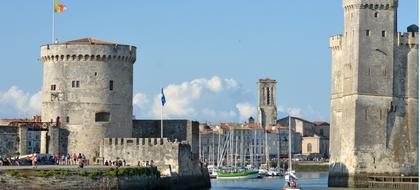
top-left (329, 0), bottom-right (418, 187)
top-left (257, 78), bottom-right (277, 129)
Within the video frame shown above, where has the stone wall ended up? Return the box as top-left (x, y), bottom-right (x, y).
top-left (329, 0), bottom-right (418, 187)
top-left (0, 167), bottom-right (211, 190)
top-left (40, 38), bottom-right (136, 160)
top-left (0, 126), bottom-right (18, 158)
top-left (132, 120), bottom-right (199, 160)
top-left (100, 138), bottom-right (202, 176)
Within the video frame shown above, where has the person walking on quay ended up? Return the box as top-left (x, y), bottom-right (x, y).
top-left (66, 154), bottom-right (71, 165)
top-left (72, 153), bottom-right (77, 165)
top-left (31, 154), bottom-right (37, 168)
top-left (78, 157), bottom-right (84, 168)
top-left (61, 154), bottom-right (65, 165)
top-left (55, 153), bottom-right (60, 165)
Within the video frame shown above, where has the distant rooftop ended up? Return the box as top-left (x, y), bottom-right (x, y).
top-left (63, 38), bottom-right (115, 45)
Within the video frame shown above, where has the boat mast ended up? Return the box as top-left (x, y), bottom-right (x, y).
top-left (288, 115), bottom-right (292, 171)
top-left (217, 127), bottom-right (221, 166)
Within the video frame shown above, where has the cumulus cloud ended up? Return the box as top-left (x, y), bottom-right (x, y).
top-left (288, 107), bottom-right (302, 117)
top-left (0, 86), bottom-right (41, 117)
top-left (133, 93), bottom-right (148, 108)
top-left (150, 76), bottom-right (241, 118)
top-left (277, 105), bottom-right (302, 118)
top-left (131, 76), bottom-right (252, 122)
top-left (236, 102), bottom-right (257, 120)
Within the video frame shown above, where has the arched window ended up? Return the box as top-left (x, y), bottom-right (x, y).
top-left (307, 143), bottom-right (312, 153)
top-left (266, 87), bottom-right (270, 105)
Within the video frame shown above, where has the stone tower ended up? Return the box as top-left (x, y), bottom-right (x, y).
top-left (329, 0), bottom-right (418, 187)
top-left (40, 38), bottom-right (136, 159)
top-left (257, 78), bottom-right (277, 129)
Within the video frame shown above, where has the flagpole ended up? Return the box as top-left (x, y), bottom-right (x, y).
top-left (161, 98), bottom-right (163, 139)
top-left (52, 0), bottom-right (55, 43)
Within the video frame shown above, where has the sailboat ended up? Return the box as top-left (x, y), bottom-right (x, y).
top-left (283, 115), bottom-right (301, 190)
top-left (216, 125), bottom-right (259, 179)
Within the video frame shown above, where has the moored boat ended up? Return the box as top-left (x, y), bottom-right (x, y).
top-left (216, 167), bottom-right (259, 179)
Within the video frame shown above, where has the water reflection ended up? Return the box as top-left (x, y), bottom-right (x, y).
top-left (210, 172), bottom-right (389, 190)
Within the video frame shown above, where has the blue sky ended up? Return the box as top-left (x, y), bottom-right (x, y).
top-left (0, 1), bottom-right (418, 123)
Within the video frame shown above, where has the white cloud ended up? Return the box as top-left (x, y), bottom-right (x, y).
top-left (137, 76), bottom-right (251, 122)
top-left (236, 102), bottom-right (256, 120)
top-left (288, 107), bottom-right (302, 117)
top-left (0, 86), bottom-right (41, 117)
top-left (133, 93), bottom-right (148, 108)
top-left (277, 105), bottom-right (302, 118)
top-left (207, 76), bottom-right (223, 92)
top-left (224, 78), bottom-right (238, 89)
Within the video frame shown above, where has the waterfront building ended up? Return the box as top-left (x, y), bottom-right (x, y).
top-left (301, 135), bottom-right (329, 158)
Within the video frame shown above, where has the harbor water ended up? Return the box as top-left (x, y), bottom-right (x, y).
top-left (210, 172), bottom-right (384, 190)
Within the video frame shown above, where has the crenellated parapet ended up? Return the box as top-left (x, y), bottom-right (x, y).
top-left (40, 41), bottom-right (136, 64)
top-left (397, 32), bottom-right (419, 49)
top-left (343, 0), bottom-right (397, 11)
top-left (41, 53), bottom-right (136, 64)
top-left (329, 35), bottom-right (343, 51)
top-left (103, 137), bottom-right (184, 147)
top-left (100, 137), bottom-right (201, 176)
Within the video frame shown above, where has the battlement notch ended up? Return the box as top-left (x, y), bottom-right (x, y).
top-left (343, 0), bottom-right (397, 11)
top-left (329, 35), bottom-right (343, 50)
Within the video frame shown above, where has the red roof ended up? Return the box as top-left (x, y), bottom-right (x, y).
top-left (65, 38), bottom-right (114, 44)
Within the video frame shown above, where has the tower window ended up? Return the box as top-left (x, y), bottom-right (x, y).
top-left (66, 116), bottom-right (69, 123)
top-left (366, 30), bottom-right (370, 36)
top-left (95, 112), bottom-right (110, 122)
top-left (51, 84), bottom-right (56, 91)
top-left (266, 87), bottom-right (270, 105)
top-left (109, 80), bottom-right (114, 91)
top-left (374, 12), bottom-right (378, 18)
top-left (72, 81), bottom-right (80, 88)
top-left (382, 31), bottom-right (386, 37)
top-left (365, 108), bottom-right (368, 120)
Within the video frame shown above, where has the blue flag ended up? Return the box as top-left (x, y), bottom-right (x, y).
top-left (161, 88), bottom-right (166, 106)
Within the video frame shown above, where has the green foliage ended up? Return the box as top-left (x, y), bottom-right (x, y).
top-left (78, 170), bottom-right (87, 176)
top-left (7, 170), bottom-right (24, 178)
top-left (9, 167), bottom-right (160, 179)
top-left (0, 178), bottom-right (6, 183)
top-left (59, 170), bottom-right (69, 176)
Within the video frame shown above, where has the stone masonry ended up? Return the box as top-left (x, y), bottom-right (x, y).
top-left (329, 0), bottom-right (418, 187)
top-left (100, 138), bottom-right (202, 176)
top-left (132, 120), bottom-right (199, 160)
top-left (39, 38), bottom-right (136, 160)
top-left (258, 78), bottom-right (277, 129)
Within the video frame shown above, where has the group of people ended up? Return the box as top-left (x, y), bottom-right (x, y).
top-left (54, 153), bottom-right (87, 166)
top-left (138, 160), bottom-right (154, 167)
top-left (0, 153), bottom-right (89, 168)
top-left (0, 156), bottom-right (20, 166)
top-left (104, 159), bottom-right (126, 167)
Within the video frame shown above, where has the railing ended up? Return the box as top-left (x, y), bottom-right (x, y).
top-left (368, 175), bottom-right (418, 189)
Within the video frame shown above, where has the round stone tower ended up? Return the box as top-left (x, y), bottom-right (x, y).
top-left (39, 38), bottom-right (136, 159)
